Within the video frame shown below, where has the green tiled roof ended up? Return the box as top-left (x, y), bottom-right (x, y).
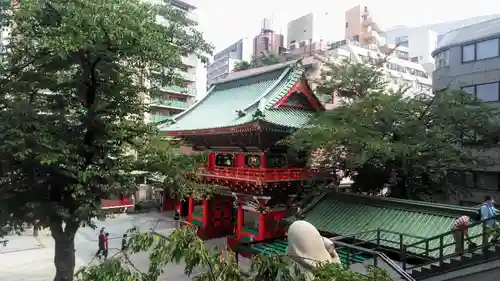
top-left (249, 239), bottom-right (370, 265)
top-left (159, 61), bottom-right (319, 133)
top-left (286, 192), bottom-right (482, 258)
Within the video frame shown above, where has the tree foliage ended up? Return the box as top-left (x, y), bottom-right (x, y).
top-left (233, 53), bottom-right (289, 71)
top-left (0, 0), bottom-right (212, 280)
top-left (75, 223), bottom-right (392, 281)
top-left (289, 59), bottom-right (500, 200)
top-left (134, 135), bottom-right (218, 199)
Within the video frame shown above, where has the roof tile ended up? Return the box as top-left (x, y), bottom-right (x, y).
top-left (160, 61), bottom-right (318, 132)
top-left (288, 193), bottom-right (481, 258)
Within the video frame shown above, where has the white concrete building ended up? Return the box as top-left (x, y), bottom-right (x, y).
top-left (206, 38), bottom-right (252, 86)
top-left (325, 39), bottom-right (432, 107)
top-left (146, 0), bottom-right (199, 124)
top-left (384, 14), bottom-right (500, 78)
top-left (286, 10), bottom-right (344, 52)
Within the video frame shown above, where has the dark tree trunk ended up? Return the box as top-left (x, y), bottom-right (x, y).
top-left (50, 220), bottom-right (79, 281)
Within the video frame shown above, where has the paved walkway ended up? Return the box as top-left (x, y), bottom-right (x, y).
top-left (0, 232), bottom-right (44, 254)
top-left (0, 212), bottom-right (243, 281)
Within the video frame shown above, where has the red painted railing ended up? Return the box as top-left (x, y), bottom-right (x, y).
top-left (198, 167), bottom-right (319, 182)
top-left (101, 199), bottom-right (133, 209)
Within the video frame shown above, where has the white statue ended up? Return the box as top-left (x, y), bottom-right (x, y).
top-left (287, 220), bottom-right (341, 280)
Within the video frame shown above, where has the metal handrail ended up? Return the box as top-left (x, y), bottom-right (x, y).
top-left (405, 216), bottom-right (497, 249)
top-left (401, 215), bottom-right (500, 271)
top-left (236, 236), bottom-right (415, 281)
top-left (332, 239), bottom-right (416, 281)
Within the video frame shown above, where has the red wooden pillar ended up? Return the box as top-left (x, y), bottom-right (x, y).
top-left (237, 205), bottom-right (244, 240)
top-left (202, 199), bottom-right (210, 228)
top-left (260, 153), bottom-right (267, 168)
top-left (188, 197), bottom-right (194, 222)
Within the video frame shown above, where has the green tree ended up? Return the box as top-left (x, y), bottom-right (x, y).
top-left (234, 53), bottom-right (289, 72)
top-left (233, 60), bottom-right (253, 71)
top-left (0, 0), bottom-right (212, 280)
top-left (134, 135), bottom-right (217, 199)
top-left (289, 60), bottom-right (500, 200)
top-left (75, 224), bottom-right (392, 281)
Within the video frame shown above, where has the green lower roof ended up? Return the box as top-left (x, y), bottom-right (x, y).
top-left (287, 192), bottom-right (481, 258)
top-left (250, 239), bottom-right (370, 265)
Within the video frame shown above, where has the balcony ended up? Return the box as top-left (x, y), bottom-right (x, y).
top-left (148, 114), bottom-right (171, 123)
top-left (151, 68), bottom-right (196, 82)
top-left (155, 84), bottom-right (196, 96)
top-left (150, 99), bottom-right (189, 109)
top-left (178, 70), bottom-right (196, 82)
top-left (187, 11), bottom-right (199, 23)
top-left (198, 167), bottom-right (317, 183)
top-left (182, 54), bottom-right (198, 67)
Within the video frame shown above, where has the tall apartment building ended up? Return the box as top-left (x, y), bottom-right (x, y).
top-left (431, 18), bottom-right (500, 205)
top-left (146, 0), bottom-right (199, 124)
top-left (344, 5), bottom-right (385, 46)
top-left (206, 38), bottom-right (252, 86)
top-left (253, 18), bottom-right (284, 58)
top-left (286, 11), bottom-right (344, 55)
top-left (384, 14), bottom-right (499, 77)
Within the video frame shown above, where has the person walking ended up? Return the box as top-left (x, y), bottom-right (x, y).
top-left (103, 232), bottom-right (110, 260)
top-left (95, 227), bottom-right (105, 259)
top-left (33, 220), bottom-right (40, 237)
top-left (451, 215), bottom-right (471, 253)
top-left (121, 233), bottom-right (128, 252)
top-left (480, 196), bottom-right (500, 243)
top-left (173, 210), bottom-right (180, 228)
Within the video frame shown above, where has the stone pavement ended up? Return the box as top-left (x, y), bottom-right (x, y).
top-left (0, 212), bottom-right (247, 281)
top-left (0, 232), bottom-right (44, 254)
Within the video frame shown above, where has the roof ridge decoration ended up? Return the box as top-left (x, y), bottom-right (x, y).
top-left (259, 63), bottom-right (305, 113)
top-left (281, 72), bottom-right (324, 111)
top-left (213, 60), bottom-right (298, 85)
top-left (260, 63), bottom-right (324, 112)
top-left (238, 65), bottom-right (293, 114)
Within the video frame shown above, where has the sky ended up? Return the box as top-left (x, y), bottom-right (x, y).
top-left (187, 0), bottom-right (500, 96)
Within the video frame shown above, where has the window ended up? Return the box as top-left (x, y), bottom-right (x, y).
top-left (461, 86), bottom-right (475, 95)
top-left (476, 82), bottom-right (500, 102)
top-left (464, 172), bottom-right (500, 191)
top-left (395, 36), bottom-right (408, 43)
top-left (245, 154), bottom-right (261, 168)
top-left (215, 154), bottom-right (234, 167)
top-left (461, 82), bottom-right (500, 102)
top-left (435, 50), bottom-right (450, 69)
top-left (462, 44), bottom-right (475, 62)
top-left (476, 38), bottom-right (500, 60)
top-left (462, 38), bottom-right (500, 62)
top-left (266, 153), bottom-right (286, 168)
top-left (345, 22), bottom-right (348, 28)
